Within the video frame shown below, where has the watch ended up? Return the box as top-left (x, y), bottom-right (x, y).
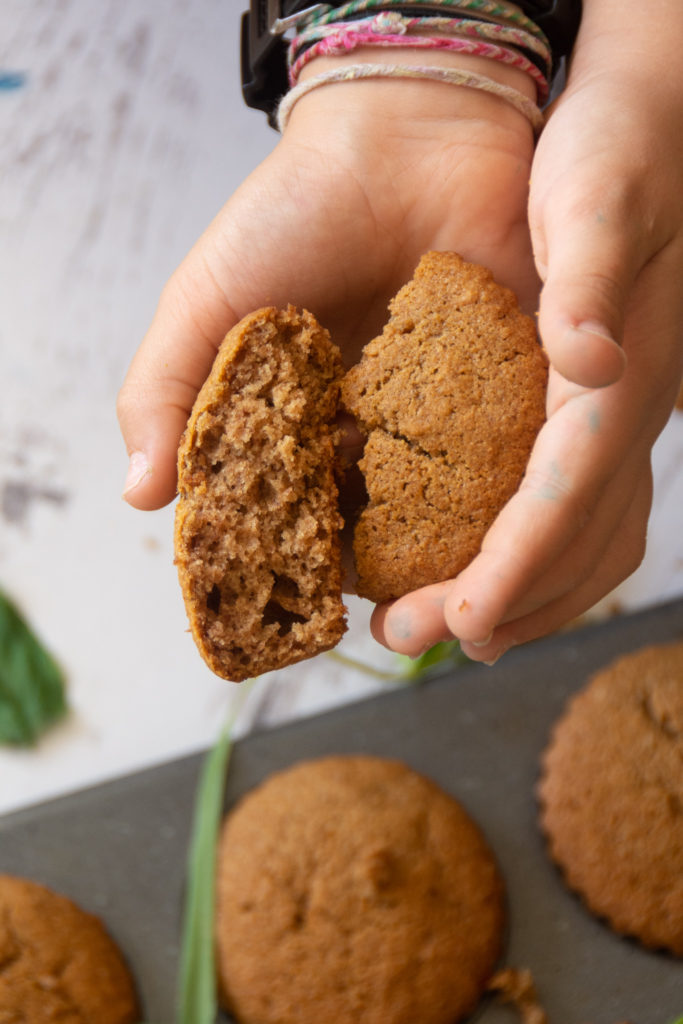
top-left (241, 0), bottom-right (582, 123)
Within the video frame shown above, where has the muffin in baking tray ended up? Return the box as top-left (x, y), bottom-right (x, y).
top-left (0, 873), bottom-right (141, 1023)
top-left (215, 754), bottom-right (506, 1024)
top-left (342, 251), bottom-right (547, 604)
top-left (538, 641), bottom-right (683, 956)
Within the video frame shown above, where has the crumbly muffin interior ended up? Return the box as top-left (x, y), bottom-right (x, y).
top-left (175, 307), bottom-right (346, 682)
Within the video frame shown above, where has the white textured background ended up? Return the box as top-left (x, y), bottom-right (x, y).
top-left (2, 0), bottom-right (683, 816)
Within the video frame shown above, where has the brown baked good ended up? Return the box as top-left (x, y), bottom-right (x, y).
top-left (175, 306), bottom-right (347, 682)
top-left (215, 754), bottom-right (506, 1024)
top-left (0, 874), bottom-right (141, 1023)
top-left (488, 968), bottom-right (548, 1024)
top-left (341, 251), bottom-right (547, 603)
top-left (538, 642), bottom-right (683, 956)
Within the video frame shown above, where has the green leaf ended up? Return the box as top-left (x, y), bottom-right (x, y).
top-left (398, 639), bottom-right (470, 682)
top-left (0, 588), bottom-right (68, 745)
top-left (176, 721), bottom-right (234, 1024)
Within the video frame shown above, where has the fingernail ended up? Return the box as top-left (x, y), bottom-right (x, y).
top-left (415, 637), bottom-right (451, 658)
top-left (470, 630), bottom-right (494, 649)
top-left (483, 645), bottom-right (510, 667)
top-left (122, 451), bottom-right (151, 497)
top-left (574, 320), bottom-right (616, 344)
top-left (574, 322), bottom-right (626, 365)
top-left (413, 643), bottom-right (435, 659)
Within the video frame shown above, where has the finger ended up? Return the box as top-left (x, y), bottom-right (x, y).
top-left (371, 400), bottom-right (610, 656)
top-left (448, 238), bottom-right (683, 654)
top-left (383, 363), bottom-right (649, 651)
top-left (479, 446), bottom-right (650, 631)
top-left (530, 175), bottom-right (649, 389)
top-left (117, 240), bottom-right (240, 510)
top-left (373, 385), bottom-right (623, 654)
top-left (370, 581), bottom-right (455, 657)
top-left (440, 397), bottom-right (629, 642)
top-left (481, 436), bottom-right (651, 625)
top-left (459, 467), bottom-right (652, 663)
top-left (371, 441), bottom-right (652, 660)
top-left (444, 381), bottom-right (638, 640)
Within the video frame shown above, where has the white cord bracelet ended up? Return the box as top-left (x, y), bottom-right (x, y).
top-left (276, 61), bottom-right (545, 133)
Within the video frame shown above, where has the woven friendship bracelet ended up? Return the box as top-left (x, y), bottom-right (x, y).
top-left (290, 12), bottom-right (552, 72)
top-left (279, 0), bottom-right (550, 44)
top-left (276, 61), bottom-right (545, 133)
top-left (289, 27), bottom-right (550, 101)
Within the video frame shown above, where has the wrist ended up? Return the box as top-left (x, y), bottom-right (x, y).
top-left (571, 0), bottom-right (683, 87)
top-left (272, 48), bottom-right (537, 271)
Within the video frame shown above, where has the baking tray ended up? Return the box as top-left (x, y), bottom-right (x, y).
top-left (1, 598), bottom-right (682, 1023)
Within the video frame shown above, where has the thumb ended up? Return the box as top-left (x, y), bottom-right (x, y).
top-left (117, 252), bottom-right (239, 511)
top-left (531, 186), bottom-right (644, 389)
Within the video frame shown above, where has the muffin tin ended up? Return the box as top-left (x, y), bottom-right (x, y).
top-left (1, 598), bottom-right (682, 1023)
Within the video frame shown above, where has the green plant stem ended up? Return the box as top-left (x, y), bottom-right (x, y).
top-left (325, 649), bottom-right (397, 681)
top-left (176, 681), bottom-right (255, 1024)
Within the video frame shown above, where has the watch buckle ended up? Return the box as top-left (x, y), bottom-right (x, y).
top-left (270, 3), bottom-right (327, 35)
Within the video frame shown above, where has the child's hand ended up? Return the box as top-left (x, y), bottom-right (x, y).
top-left (373, 17), bottom-right (683, 663)
top-left (119, 28), bottom-right (683, 667)
top-left (117, 56), bottom-right (538, 512)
